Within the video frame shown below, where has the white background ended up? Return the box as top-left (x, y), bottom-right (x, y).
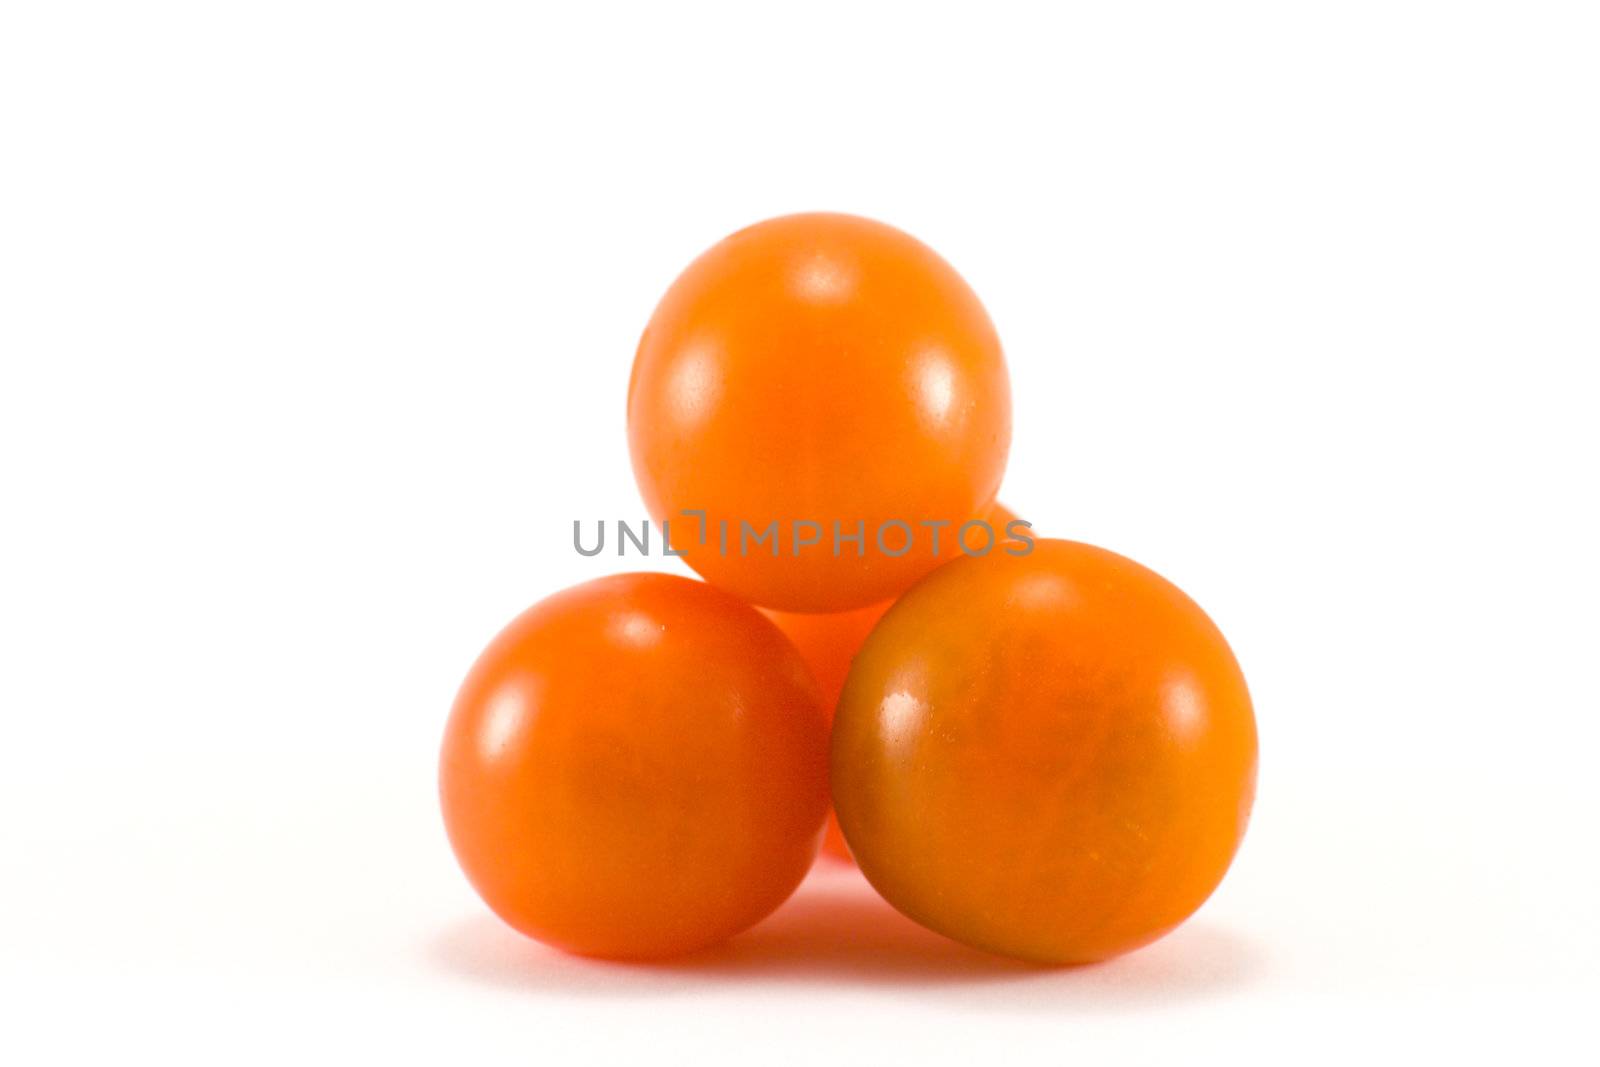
top-left (3, 2), bottom-right (1597, 1062)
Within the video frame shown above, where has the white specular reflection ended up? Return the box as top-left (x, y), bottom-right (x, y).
top-left (478, 686), bottom-right (529, 762)
top-left (914, 353), bottom-right (956, 425)
top-left (666, 345), bottom-right (722, 427)
top-left (1013, 571), bottom-right (1077, 613)
top-left (791, 252), bottom-right (856, 302)
top-left (879, 689), bottom-right (926, 760)
top-left (1162, 671), bottom-right (1207, 746)
top-left (609, 610), bottom-right (664, 649)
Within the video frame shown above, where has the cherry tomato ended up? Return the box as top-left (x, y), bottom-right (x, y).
top-left (831, 539), bottom-right (1257, 964)
top-left (766, 503), bottom-right (1025, 862)
top-left (439, 573), bottom-right (829, 960)
top-left (763, 599), bottom-right (889, 861)
top-left (628, 212), bottom-right (1012, 613)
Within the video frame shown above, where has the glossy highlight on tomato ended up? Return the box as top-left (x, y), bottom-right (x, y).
top-left (627, 212), bottom-right (1012, 613)
top-left (831, 539), bottom-right (1258, 965)
top-left (439, 573), bottom-right (829, 960)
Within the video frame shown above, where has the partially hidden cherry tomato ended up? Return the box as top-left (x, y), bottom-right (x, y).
top-left (440, 573), bottom-right (829, 960)
top-left (766, 503), bottom-right (1024, 862)
top-left (764, 599), bottom-right (889, 861)
top-left (628, 212), bottom-right (1012, 613)
top-left (831, 539), bottom-right (1257, 964)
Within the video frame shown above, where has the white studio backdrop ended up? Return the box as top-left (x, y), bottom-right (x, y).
top-left (2, 2), bottom-right (1597, 1063)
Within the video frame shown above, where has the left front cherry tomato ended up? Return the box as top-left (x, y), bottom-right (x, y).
top-left (439, 573), bottom-right (829, 960)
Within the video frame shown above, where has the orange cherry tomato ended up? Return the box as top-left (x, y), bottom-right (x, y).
top-left (765, 503), bottom-right (1025, 862)
top-left (628, 212), bottom-right (1012, 613)
top-left (831, 539), bottom-right (1258, 964)
top-left (439, 573), bottom-right (829, 960)
top-left (763, 600), bottom-right (889, 861)
top-left (978, 501), bottom-right (1025, 555)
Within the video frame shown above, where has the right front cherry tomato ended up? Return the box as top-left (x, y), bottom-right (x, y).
top-left (831, 539), bottom-right (1258, 965)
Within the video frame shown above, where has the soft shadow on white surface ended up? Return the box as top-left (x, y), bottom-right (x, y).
top-left (428, 863), bottom-right (1265, 1010)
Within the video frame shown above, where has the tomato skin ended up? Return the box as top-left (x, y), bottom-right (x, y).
top-left (765, 503), bottom-right (1023, 862)
top-left (627, 212), bottom-right (1011, 613)
top-left (439, 573), bottom-right (829, 960)
top-left (831, 539), bottom-right (1257, 965)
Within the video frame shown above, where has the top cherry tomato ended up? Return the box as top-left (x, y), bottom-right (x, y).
top-left (831, 539), bottom-right (1258, 964)
top-left (628, 213), bottom-right (1012, 612)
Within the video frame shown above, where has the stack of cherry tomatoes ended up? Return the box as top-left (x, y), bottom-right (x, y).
top-left (440, 214), bottom-right (1258, 965)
